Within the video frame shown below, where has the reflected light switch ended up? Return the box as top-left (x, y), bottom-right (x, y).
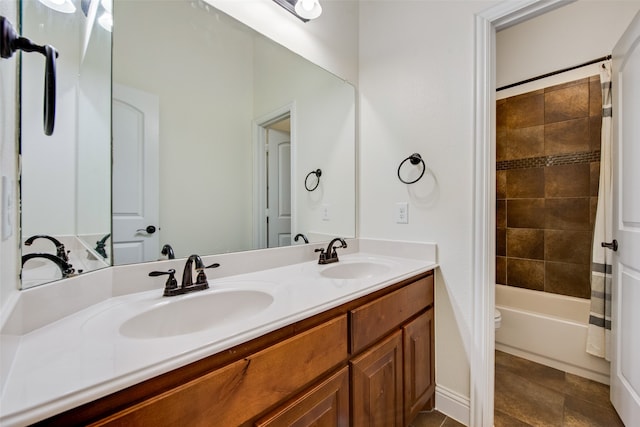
top-left (2, 176), bottom-right (14, 240)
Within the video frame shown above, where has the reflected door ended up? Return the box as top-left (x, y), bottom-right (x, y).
top-left (267, 129), bottom-right (291, 247)
top-left (112, 84), bottom-right (160, 264)
top-left (610, 11), bottom-right (640, 424)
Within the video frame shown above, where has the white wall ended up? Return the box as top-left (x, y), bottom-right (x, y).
top-left (497, 1), bottom-right (640, 88)
top-left (113, 1), bottom-right (256, 257)
top-left (207, 0), bottom-right (359, 85)
top-left (358, 0), bottom-right (498, 416)
top-left (0, 0), bottom-right (20, 319)
top-left (20, 1), bottom-right (81, 236)
top-left (253, 36), bottom-right (356, 241)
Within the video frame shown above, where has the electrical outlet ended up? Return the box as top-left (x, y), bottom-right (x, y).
top-left (395, 202), bottom-right (408, 224)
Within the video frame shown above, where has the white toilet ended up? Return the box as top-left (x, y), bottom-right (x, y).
top-left (494, 308), bottom-right (502, 329)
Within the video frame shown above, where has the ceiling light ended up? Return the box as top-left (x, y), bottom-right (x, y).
top-left (38, 0), bottom-right (76, 14)
top-left (294, 0), bottom-right (322, 20)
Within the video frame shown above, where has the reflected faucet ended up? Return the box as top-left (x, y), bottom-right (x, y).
top-left (315, 237), bottom-right (347, 264)
top-left (22, 253), bottom-right (75, 278)
top-left (161, 244), bottom-right (175, 259)
top-left (24, 234), bottom-right (69, 262)
top-left (294, 233), bottom-right (309, 244)
top-left (95, 233), bottom-right (110, 259)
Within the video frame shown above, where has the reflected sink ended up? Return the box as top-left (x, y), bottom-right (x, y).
top-left (120, 290), bottom-right (273, 339)
top-left (320, 261), bottom-right (392, 280)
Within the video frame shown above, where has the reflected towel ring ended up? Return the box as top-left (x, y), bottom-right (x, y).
top-left (1, 17), bottom-right (59, 136)
top-left (397, 153), bottom-right (426, 184)
top-left (305, 169), bottom-right (322, 191)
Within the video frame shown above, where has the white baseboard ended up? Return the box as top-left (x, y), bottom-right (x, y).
top-left (435, 385), bottom-right (470, 426)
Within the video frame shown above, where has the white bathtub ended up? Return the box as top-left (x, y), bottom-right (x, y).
top-left (495, 284), bottom-right (610, 384)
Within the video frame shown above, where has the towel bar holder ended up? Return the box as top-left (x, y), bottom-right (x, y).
top-left (397, 153), bottom-right (426, 184)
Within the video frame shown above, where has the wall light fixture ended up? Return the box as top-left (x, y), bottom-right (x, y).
top-left (273, 0), bottom-right (322, 22)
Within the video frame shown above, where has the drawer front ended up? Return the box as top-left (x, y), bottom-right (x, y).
top-left (350, 275), bottom-right (433, 354)
top-left (255, 366), bottom-right (350, 427)
top-left (92, 315), bottom-right (348, 427)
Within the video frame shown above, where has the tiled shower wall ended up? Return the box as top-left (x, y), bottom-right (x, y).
top-left (496, 76), bottom-right (601, 299)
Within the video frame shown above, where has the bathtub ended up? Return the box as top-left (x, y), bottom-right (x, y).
top-left (495, 284), bottom-right (610, 384)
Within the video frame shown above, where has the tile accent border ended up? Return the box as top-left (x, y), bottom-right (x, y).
top-left (497, 150), bottom-right (601, 171)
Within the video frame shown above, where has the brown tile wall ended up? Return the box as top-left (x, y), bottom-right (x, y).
top-left (496, 75), bottom-right (601, 299)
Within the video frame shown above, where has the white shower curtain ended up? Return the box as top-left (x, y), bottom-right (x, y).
top-left (586, 62), bottom-right (613, 360)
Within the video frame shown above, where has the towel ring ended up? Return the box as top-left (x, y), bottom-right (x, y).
top-left (397, 153), bottom-right (425, 184)
top-left (305, 169), bottom-right (322, 191)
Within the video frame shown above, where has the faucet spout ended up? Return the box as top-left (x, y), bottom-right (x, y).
top-left (22, 253), bottom-right (75, 278)
top-left (24, 234), bottom-right (69, 262)
top-left (181, 254), bottom-right (205, 288)
top-left (317, 237), bottom-right (347, 264)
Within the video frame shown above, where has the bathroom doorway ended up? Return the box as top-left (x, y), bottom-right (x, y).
top-left (484, 1), bottom-right (635, 425)
top-left (253, 108), bottom-right (294, 249)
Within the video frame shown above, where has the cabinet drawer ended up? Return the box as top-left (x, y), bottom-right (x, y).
top-left (350, 275), bottom-right (433, 354)
top-left (256, 366), bottom-right (350, 427)
top-left (92, 315), bottom-right (348, 427)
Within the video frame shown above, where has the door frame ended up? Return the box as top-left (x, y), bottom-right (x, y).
top-left (252, 103), bottom-right (297, 249)
top-left (471, 1), bottom-right (575, 426)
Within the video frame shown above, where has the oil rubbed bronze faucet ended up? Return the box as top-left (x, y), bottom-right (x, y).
top-left (315, 237), bottom-right (347, 264)
top-left (24, 234), bottom-right (69, 262)
top-left (149, 254), bottom-right (220, 297)
top-left (21, 253), bottom-right (75, 278)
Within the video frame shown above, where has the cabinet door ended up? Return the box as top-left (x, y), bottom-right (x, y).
top-left (403, 309), bottom-right (435, 424)
top-left (351, 331), bottom-right (403, 427)
top-left (256, 367), bottom-right (349, 427)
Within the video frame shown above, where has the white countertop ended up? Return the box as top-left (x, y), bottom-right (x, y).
top-left (0, 240), bottom-right (436, 426)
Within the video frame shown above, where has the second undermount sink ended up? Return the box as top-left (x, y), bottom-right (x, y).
top-left (120, 289), bottom-right (274, 339)
top-left (320, 260), bottom-right (392, 280)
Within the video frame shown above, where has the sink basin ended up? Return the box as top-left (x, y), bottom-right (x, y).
top-left (120, 290), bottom-right (273, 339)
top-left (320, 261), bottom-right (391, 280)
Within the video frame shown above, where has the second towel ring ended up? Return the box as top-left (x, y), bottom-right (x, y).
top-left (305, 169), bottom-right (322, 191)
top-left (397, 153), bottom-right (426, 184)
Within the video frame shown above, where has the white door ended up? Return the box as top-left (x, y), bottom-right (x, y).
top-left (610, 11), bottom-right (640, 425)
top-left (267, 129), bottom-right (292, 247)
top-left (112, 84), bottom-right (160, 264)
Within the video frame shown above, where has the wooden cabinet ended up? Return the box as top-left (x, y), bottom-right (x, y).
top-left (40, 270), bottom-right (434, 427)
top-left (351, 331), bottom-right (404, 426)
top-left (349, 275), bottom-right (435, 426)
top-left (256, 367), bottom-right (350, 427)
top-left (91, 316), bottom-right (348, 427)
top-left (403, 309), bottom-right (435, 423)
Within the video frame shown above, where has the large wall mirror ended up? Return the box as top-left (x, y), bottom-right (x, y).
top-left (20, 0), bottom-right (112, 289)
top-left (19, 0), bottom-right (356, 287)
top-left (111, 0), bottom-right (355, 265)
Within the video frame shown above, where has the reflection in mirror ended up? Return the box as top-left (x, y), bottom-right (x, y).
top-left (112, 0), bottom-right (356, 265)
top-left (20, 0), bottom-right (112, 289)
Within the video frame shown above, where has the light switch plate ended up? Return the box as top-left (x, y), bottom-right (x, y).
top-left (395, 202), bottom-right (408, 224)
top-left (2, 176), bottom-right (14, 240)
top-left (321, 204), bottom-right (331, 221)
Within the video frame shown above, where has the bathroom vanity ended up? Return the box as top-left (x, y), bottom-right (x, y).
top-left (42, 272), bottom-right (434, 426)
top-left (0, 240), bottom-right (437, 426)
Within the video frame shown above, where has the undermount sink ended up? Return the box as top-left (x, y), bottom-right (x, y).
top-left (319, 261), bottom-right (392, 280)
top-left (120, 290), bottom-right (274, 339)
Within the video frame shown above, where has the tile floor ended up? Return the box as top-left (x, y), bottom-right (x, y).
top-left (495, 350), bottom-right (624, 426)
top-left (410, 350), bottom-right (624, 427)
top-left (410, 409), bottom-right (465, 427)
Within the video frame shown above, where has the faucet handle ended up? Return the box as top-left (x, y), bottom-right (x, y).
top-left (195, 263), bottom-right (221, 285)
top-left (149, 269), bottom-right (178, 295)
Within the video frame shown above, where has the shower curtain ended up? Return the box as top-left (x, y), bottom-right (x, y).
top-left (586, 62), bottom-right (613, 360)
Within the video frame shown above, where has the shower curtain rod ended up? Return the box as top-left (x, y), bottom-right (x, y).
top-left (496, 55), bottom-right (612, 92)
